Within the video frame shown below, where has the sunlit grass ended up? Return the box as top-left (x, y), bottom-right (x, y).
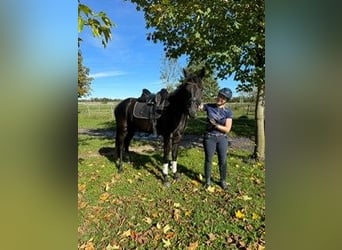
top-left (78, 102), bottom-right (264, 249)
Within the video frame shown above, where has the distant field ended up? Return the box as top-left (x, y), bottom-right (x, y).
top-left (78, 101), bottom-right (255, 136)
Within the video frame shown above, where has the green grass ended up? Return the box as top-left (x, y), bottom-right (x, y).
top-left (78, 102), bottom-right (264, 249)
top-left (78, 102), bottom-right (117, 129)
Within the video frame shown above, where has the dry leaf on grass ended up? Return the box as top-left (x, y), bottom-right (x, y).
top-left (162, 238), bottom-right (171, 247)
top-left (187, 241), bottom-right (199, 250)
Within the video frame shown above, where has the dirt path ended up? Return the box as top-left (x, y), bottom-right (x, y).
top-left (78, 128), bottom-right (254, 152)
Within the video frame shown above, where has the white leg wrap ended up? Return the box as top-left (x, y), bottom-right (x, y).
top-left (171, 161), bottom-right (177, 173)
top-left (162, 163), bottom-right (169, 175)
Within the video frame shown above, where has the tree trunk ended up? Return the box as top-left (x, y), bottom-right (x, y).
top-left (253, 84), bottom-right (265, 161)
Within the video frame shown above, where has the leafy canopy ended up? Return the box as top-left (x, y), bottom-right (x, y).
top-left (128, 0), bottom-right (264, 91)
top-left (78, 1), bottom-right (114, 47)
top-left (78, 50), bottom-right (93, 98)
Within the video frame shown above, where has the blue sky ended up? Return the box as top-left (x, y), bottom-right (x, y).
top-left (80, 0), bottom-right (239, 100)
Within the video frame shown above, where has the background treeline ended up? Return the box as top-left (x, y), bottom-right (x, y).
top-left (78, 95), bottom-right (255, 104)
top-left (78, 97), bottom-right (122, 103)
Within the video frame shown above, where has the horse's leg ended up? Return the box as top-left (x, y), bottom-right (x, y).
top-left (162, 135), bottom-right (171, 187)
top-left (171, 134), bottom-right (182, 181)
top-left (124, 128), bottom-right (135, 162)
top-left (115, 127), bottom-right (127, 173)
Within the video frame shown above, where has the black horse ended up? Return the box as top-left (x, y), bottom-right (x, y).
top-left (114, 68), bottom-right (205, 186)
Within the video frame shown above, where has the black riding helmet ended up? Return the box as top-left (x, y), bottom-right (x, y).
top-left (218, 87), bottom-right (232, 100)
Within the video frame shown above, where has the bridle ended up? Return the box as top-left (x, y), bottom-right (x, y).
top-left (185, 81), bottom-right (202, 109)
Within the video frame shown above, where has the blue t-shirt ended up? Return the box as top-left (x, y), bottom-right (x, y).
top-left (204, 103), bottom-right (233, 134)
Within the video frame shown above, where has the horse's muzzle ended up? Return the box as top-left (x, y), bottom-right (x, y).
top-left (188, 109), bottom-right (197, 118)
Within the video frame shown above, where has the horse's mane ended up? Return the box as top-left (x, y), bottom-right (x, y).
top-left (167, 71), bottom-right (203, 101)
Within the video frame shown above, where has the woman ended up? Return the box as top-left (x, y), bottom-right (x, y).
top-left (201, 88), bottom-right (233, 190)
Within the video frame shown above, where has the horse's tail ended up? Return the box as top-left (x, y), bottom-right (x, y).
top-left (114, 98), bottom-right (136, 149)
top-left (114, 98), bottom-right (130, 137)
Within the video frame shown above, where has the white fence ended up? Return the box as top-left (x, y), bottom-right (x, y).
top-left (78, 101), bottom-right (255, 119)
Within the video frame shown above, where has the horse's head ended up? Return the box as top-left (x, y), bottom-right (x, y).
top-left (182, 68), bottom-right (205, 118)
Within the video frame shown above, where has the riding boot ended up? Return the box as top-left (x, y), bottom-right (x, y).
top-left (204, 164), bottom-right (211, 188)
top-left (204, 178), bottom-right (211, 189)
top-left (219, 164), bottom-right (227, 190)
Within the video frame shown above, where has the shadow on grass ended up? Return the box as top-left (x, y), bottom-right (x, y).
top-left (98, 147), bottom-right (164, 182)
top-left (231, 116), bottom-right (256, 139)
top-left (78, 135), bottom-right (102, 146)
top-left (100, 120), bottom-right (116, 130)
top-left (177, 163), bottom-right (203, 183)
top-left (229, 149), bottom-right (256, 164)
top-left (98, 146), bottom-right (201, 184)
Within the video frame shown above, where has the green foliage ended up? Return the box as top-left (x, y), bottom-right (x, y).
top-left (78, 50), bottom-right (93, 98)
top-left (127, 0), bottom-right (265, 160)
top-left (128, 0), bottom-right (264, 91)
top-left (78, 1), bottom-right (115, 98)
top-left (78, 1), bottom-right (115, 48)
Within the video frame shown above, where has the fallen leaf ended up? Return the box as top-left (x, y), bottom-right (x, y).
top-left (163, 224), bottom-right (172, 233)
top-left (78, 201), bottom-right (87, 209)
top-left (165, 232), bottom-right (176, 239)
top-left (187, 241), bottom-right (198, 250)
top-left (235, 210), bottom-right (245, 219)
top-left (242, 195), bottom-right (252, 201)
top-left (173, 208), bottom-right (180, 221)
top-left (207, 186), bottom-right (215, 193)
top-left (191, 180), bottom-right (201, 186)
top-left (198, 173), bottom-right (203, 181)
top-left (254, 178), bottom-right (262, 184)
top-left (143, 217), bottom-right (152, 224)
top-left (120, 229), bottom-right (131, 238)
top-left (78, 184), bottom-right (86, 193)
top-left (84, 241), bottom-right (94, 250)
top-left (258, 244), bottom-right (265, 250)
top-left (207, 233), bottom-right (216, 241)
top-left (239, 240), bottom-right (246, 248)
top-left (227, 236), bottom-right (234, 243)
top-left (162, 238), bottom-right (171, 247)
top-left (99, 192), bottom-right (110, 201)
top-left (105, 243), bottom-right (120, 250)
top-left (173, 202), bottom-right (181, 208)
top-left (252, 213), bottom-right (260, 220)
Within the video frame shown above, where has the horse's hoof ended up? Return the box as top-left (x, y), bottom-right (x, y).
top-left (118, 168), bottom-right (124, 173)
top-left (164, 181), bottom-right (171, 187)
top-left (173, 172), bottom-right (180, 181)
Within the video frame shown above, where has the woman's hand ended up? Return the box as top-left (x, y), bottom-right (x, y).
top-left (209, 119), bottom-right (218, 127)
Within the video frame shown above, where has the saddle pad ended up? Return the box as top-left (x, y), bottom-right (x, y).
top-left (133, 102), bottom-right (151, 119)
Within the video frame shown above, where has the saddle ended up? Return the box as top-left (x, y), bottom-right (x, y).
top-left (133, 88), bottom-right (169, 135)
top-left (133, 88), bottom-right (169, 119)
